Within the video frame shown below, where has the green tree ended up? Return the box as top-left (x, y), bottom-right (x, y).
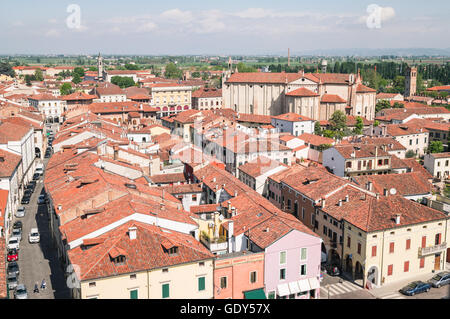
top-left (72, 73), bottom-right (82, 84)
top-left (322, 130), bottom-right (335, 138)
top-left (60, 83), bottom-right (73, 96)
top-left (236, 62), bottom-right (257, 73)
top-left (374, 120), bottom-right (380, 127)
top-left (375, 100), bottom-right (391, 113)
top-left (329, 110), bottom-right (347, 132)
top-left (429, 141), bottom-right (444, 154)
top-left (34, 69), bottom-right (44, 81)
top-left (314, 121), bottom-right (322, 136)
top-left (110, 76), bottom-right (135, 88)
top-left (191, 71), bottom-right (201, 78)
top-left (25, 74), bottom-right (32, 86)
top-left (73, 67), bottom-right (85, 78)
top-left (405, 150), bottom-right (416, 158)
top-left (354, 116), bottom-right (364, 135)
top-left (164, 63), bottom-right (183, 79)
top-left (125, 63), bottom-right (140, 70)
top-left (392, 102), bottom-right (404, 109)
top-left (0, 62), bottom-right (15, 77)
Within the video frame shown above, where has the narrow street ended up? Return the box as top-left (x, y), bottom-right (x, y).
top-left (10, 137), bottom-right (70, 299)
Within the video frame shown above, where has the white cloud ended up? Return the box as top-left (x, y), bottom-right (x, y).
top-left (45, 29), bottom-right (61, 37)
top-left (137, 21), bottom-right (157, 33)
top-left (160, 9), bottom-right (193, 24)
top-left (380, 7), bottom-right (396, 22)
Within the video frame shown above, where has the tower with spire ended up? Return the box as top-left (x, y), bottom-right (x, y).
top-left (97, 52), bottom-right (104, 82)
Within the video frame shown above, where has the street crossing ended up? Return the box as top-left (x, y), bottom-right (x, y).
top-left (378, 292), bottom-right (406, 299)
top-left (321, 281), bottom-right (363, 297)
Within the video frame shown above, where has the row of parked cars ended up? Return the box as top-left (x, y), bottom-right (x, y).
top-left (399, 271), bottom-right (450, 296)
top-left (7, 169), bottom-right (45, 299)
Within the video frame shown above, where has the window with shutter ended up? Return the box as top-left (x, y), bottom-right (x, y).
top-left (389, 242), bottom-right (395, 253)
top-left (404, 261), bottom-right (409, 272)
top-left (422, 236), bottom-right (427, 248)
top-left (406, 239), bottom-right (411, 250)
top-left (162, 283), bottom-right (170, 298)
top-left (387, 265), bottom-right (393, 276)
top-left (198, 277), bottom-right (205, 291)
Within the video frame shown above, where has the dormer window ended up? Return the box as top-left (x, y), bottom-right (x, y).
top-left (168, 247), bottom-right (178, 255)
top-left (113, 255), bottom-right (126, 265)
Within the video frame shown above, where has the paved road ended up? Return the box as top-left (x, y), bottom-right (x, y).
top-left (11, 156), bottom-right (70, 299)
top-left (319, 270), bottom-right (375, 299)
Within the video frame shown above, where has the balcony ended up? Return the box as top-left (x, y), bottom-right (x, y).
top-left (200, 232), bottom-right (228, 253)
top-left (418, 242), bottom-right (447, 257)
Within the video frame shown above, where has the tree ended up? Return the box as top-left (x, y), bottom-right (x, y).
top-left (353, 116), bottom-right (364, 135)
top-left (34, 69), bottom-right (44, 81)
top-left (60, 83), bottom-right (73, 96)
top-left (111, 76), bottom-right (135, 88)
top-left (314, 122), bottom-right (322, 136)
top-left (72, 73), bottom-right (82, 84)
top-left (405, 150), bottom-right (416, 158)
top-left (0, 62), bottom-right (15, 77)
top-left (392, 102), bottom-right (404, 109)
top-left (429, 141), bottom-right (444, 154)
top-left (329, 110), bottom-right (347, 132)
top-left (25, 74), bottom-right (32, 86)
top-left (322, 130), bottom-right (335, 138)
top-left (72, 67), bottom-right (85, 78)
top-left (375, 100), bottom-right (391, 113)
top-left (164, 63), bottom-right (183, 79)
top-left (374, 120), bottom-right (380, 127)
top-left (191, 71), bottom-right (201, 78)
top-left (125, 63), bottom-right (140, 70)
top-left (236, 62), bottom-right (257, 73)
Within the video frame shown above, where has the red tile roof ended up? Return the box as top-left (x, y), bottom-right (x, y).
top-left (352, 172), bottom-right (432, 197)
top-left (67, 221), bottom-right (213, 281)
top-left (0, 121), bottom-right (33, 143)
top-left (356, 84), bottom-right (376, 93)
top-left (192, 88), bottom-right (222, 98)
top-left (285, 87), bottom-right (319, 97)
top-left (272, 112), bottom-right (313, 122)
top-left (297, 133), bottom-right (334, 146)
top-left (238, 156), bottom-right (286, 178)
top-left (321, 94), bottom-right (347, 103)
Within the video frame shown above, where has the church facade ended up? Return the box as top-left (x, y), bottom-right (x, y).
top-left (222, 71), bottom-right (376, 121)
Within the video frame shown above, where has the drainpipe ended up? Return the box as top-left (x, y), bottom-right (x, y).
top-left (380, 230), bottom-right (385, 287)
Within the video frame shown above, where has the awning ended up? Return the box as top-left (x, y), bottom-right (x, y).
top-left (244, 288), bottom-right (266, 299)
top-left (288, 281), bottom-right (300, 294)
top-left (298, 279), bottom-right (311, 292)
top-left (308, 277), bottom-right (320, 290)
top-left (277, 283), bottom-right (290, 297)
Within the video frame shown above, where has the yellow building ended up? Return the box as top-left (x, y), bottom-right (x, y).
top-left (68, 221), bottom-right (214, 299)
top-left (340, 194), bottom-right (448, 288)
top-left (150, 83), bottom-right (193, 118)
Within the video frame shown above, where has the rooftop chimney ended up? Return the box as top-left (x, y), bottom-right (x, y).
top-left (367, 181), bottom-right (373, 191)
top-left (394, 214), bottom-right (401, 225)
top-left (345, 195), bottom-right (349, 202)
top-left (129, 226), bottom-right (137, 240)
top-left (383, 188), bottom-right (388, 196)
top-left (338, 199), bottom-right (342, 207)
top-left (321, 199), bottom-right (326, 208)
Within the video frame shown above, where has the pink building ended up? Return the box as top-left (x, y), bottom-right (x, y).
top-left (264, 229), bottom-right (322, 299)
top-left (214, 251), bottom-right (265, 299)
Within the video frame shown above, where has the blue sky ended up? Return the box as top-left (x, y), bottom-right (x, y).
top-left (0, 0), bottom-right (448, 55)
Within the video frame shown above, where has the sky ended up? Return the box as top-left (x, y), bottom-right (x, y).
top-left (0, 0), bottom-right (449, 55)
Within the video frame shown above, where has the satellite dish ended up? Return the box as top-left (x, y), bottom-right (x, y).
top-left (390, 188), bottom-right (397, 195)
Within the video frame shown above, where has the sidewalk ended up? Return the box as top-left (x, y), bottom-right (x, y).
top-left (367, 266), bottom-right (448, 299)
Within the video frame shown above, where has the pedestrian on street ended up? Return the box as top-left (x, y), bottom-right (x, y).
top-left (41, 279), bottom-right (46, 290)
top-left (34, 283), bottom-right (39, 293)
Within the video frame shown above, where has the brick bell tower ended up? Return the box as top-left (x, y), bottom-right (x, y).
top-left (405, 66), bottom-right (417, 97)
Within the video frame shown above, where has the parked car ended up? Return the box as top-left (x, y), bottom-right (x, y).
top-left (7, 273), bottom-right (18, 290)
top-left (24, 189), bottom-right (32, 197)
top-left (15, 207), bottom-right (25, 218)
top-left (7, 237), bottom-right (20, 250)
top-left (13, 221), bottom-right (22, 231)
top-left (399, 281), bottom-right (431, 296)
top-left (35, 168), bottom-right (44, 176)
top-left (7, 249), bottom-right (18, 262)
top-left (14, 284), bottom-right (28, 299)
top-left (37, 195), bottom-right (46, 205)
top-left (32, 173), bottom-right (40, 180)
top-left (44, 152), bottom-right (51, 159)
top-left (428, 271), bottom-right (450, 288)
top-left (11, 228), bottom-right (22, 241)
top-left (7, 261), bottom-right (19, 276)
top-left (28, 228), bottom-right (40, 244)
top-left (20, 196), bottom-right (30, 205)
top-left (26, 182), bottom-right (36, 192)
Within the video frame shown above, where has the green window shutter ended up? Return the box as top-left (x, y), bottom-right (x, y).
top-left (198, 277), bottom-right (205, 291)
top-left (280, 251), bottom-right (286, 264)
top-left (130, 289), bottom-right (138, 299)
top-left (162, 284), bottom-right (170, 298)
top-left (301, 248), bottom-right (307, 260)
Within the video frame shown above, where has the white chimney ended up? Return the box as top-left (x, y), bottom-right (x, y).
top-left (367, 181), bottom-right (373, 191)
top-left (383, 188), bottom-right (388, 196)
top-left (227, 220), bottom-right (234, 253)
top-left (338, 200), bottom-right (342, 207)
top-left (345, 195), bottom-right (349, 202)
top-left (321, 199), bottom-right (326, 208)
top-left (129, 226), bottom-right (137, 240)
top-left (394, 214), bottom-right (401, 225)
